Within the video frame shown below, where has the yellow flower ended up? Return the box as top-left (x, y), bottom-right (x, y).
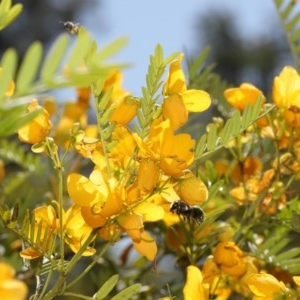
top-left (174, 174), bottom-right (208, 205)
top-left (134, 119), bottom-right (195, 177)
top-left (18, 99), bottom-right (52, 144)
top-left (273, 66), bottom-right (300, 109)
top-left (63, 205), bottom-right (96, 256)
top-left (67, 169), bottom-right (163, 260)
top-left (272, 66), bottom-right (300, 127)
top-left (20, 205), bottom-right (57, 259)
top-left (224, 83), bottom-right (265, 111)
top-left (109, 95), bottom-right (140, 125)
top-left (163, 53), bottom-right (211, 130)
top-left (0, 262), bottom-right (28, 300)
top-left (247, 272), bottom-right (288, 300)
top-left (202, 256), bottom-right (220, 284)
top-left (132, 230), bottom-right (157, 261)
top-left (213, 241), bottom-right (247, 277)
top-left (183, 265), bottom-right (208, 300)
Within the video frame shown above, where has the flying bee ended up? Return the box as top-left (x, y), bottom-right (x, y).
top-left (170, 200), bottom-right (205, 225)
top-left (61, 21), bottom-right (80, 35)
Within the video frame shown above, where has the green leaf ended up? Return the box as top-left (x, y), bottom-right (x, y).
top-left (241, 103), bottom-right (253, 130)
top-left (275, 247), bottom-right (300, 261)
top-left (286, 11), bottom-right (300, 31)
top-left (95, 37), bottom-right (129, 61)
top-left (66, 28), bottom-right (93, 69)
top-left (40, 33), bottom-right (70, 81)
top-left (164, 51), bottom-right (180, 66)
top-left (195, 133), bottom-right (207, 157)
top-left (111, 284), bottom-right (141, 300)
top-left (188, 46), bottom-right (210, 79)
top-left (15, 42), bottom-right (43, 95)
top-left (0, 107), bottom-right (42, 137)
top-left (97, 87), bottom-right (113, 110)
top-left (206, 124), bottom-right (218, 151)
top-left (252, 96), bottom-right (264, 120)
top-left (94, 274), bottom-right (119, 300)
top-left (0, 3), bottom-right (22, 30)
top-left (291, 27), bottom-right (300, 42)
top-left (268, 238), bottom-right (291, 256)
top-left (219, 118), bottom-right (234, 145)
top-left (0, 48), bottom-right (17, 104)
top-left (231, 110), bottom-right (241, 136)
top-left (281, 2), bottom-right (294, 20)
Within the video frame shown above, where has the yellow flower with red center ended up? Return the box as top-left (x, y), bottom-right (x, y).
top-left (183, 265), bottom-right (208, 300)
top-left (134, 119), bottom-right (195, 177)
top-left (18, 99), bottom-right (52, 144)
top-left (0, 262), bottom-right (28, 300)
top-left (247, 272), bottom-right (288, 299)
top-left (224, 83), bottom-right (265, 111)
top-left (213, 241), bottom-right (247, 277)
top-left (163, 53), bottom-right (211, 130)
top-left (273, 66), bottom-right (300, 127)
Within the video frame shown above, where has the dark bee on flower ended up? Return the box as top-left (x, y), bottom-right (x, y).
top-left (170, 200), bottom-right (205, 225)
top-left (61, 21), bottom-right (80, 35)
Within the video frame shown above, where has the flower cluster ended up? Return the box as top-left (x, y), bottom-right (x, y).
top-left (16, 53), bottom-right (211, 262)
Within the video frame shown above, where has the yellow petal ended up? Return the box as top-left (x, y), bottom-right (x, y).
top-left (0, 262), bottom-right (15, 281)
top-left (67, 173), bottom-right (102, 207)
top-left (137, 159), bottom-right (160, 192)
top-left (118, 213), bottom-right (143, 240)
top-left (0, 279), bottom-right (28, 300)
top-left (175, 175), bottom-right (208, 205)
top-left (162, 95), bottom-right (188, 130)
top-left (224, 83), bottom-right (265, 111)
top-left (81, 206), bottom-right (106, 228)
top-left (181, 89), bottom-right (211, 112)
top-left (133, 201), bottom-right (165, 222)
top-left (109, 95), bottom-right (140, 125)
top-left (164, 53), bottom-right (187, 95)
top-left (247, 272), bottom-right (288, 297)
top-left (18, 99), bottom-right (52, 144)
top-left (19, 247), bottom-right (42, 259)
top-left (273, 66), bottom-right (300, 108)
top-left (183, 265), bottom-right (207, 300)
top-left (132, 231), bottom-right (157, 261)
top-left (293, 276), bottom-right (300, 286)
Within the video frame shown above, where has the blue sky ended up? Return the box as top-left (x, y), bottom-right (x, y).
top-left (80, 0), bottom-right (297, 95)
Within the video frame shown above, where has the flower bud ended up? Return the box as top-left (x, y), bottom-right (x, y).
top-left (175, 175), bottom-right (208, 205)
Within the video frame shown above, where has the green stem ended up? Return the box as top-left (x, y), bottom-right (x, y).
top-left (57, 167), bottom-right (65, 270)
top-left (65, 229), bottom-right (98, 274)
top-left (93, 95), bottom-right (112, 178)
top-left (66, 240), bottom-right (112, 290)
top-left (60, 293), bottom-right (93, 300)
